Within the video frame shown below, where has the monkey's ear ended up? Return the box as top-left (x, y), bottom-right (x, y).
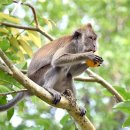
top-left (72, 31), bottom-right (81, 39)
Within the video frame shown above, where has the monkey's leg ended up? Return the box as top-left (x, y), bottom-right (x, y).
top-left (43, 67), bottom-right (63, 105)
top-left (64, 75), bottom-right (86, 116)
top-left (69, 64), bottom-right (88, 116)
top-left (44, 87), bottom-right (61, 105)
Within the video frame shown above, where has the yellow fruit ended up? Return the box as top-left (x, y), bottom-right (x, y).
top-left (86, 59), bottom-right (100, 67)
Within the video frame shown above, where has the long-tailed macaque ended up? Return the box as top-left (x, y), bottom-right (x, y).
top-left (0, 23), bottom-right (103, 115)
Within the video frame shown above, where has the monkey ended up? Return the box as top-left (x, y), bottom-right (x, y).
top-left (0, 23), bottom-right (103, 115)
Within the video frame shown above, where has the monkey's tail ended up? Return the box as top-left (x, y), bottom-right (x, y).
top-left (0, 92), bottom-right (26, 112)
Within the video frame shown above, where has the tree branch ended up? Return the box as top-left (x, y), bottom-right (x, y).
top-left (13, 0), bottom-right (39, 27)
top-left (0, 60), bottom-right (12, 75)
top-left (0, 48), bottom-right (95, 130)
top-left (85, 69), bottom-right (124, 102)
top-left (0, 89), bottom-right (28, 96)
top-left (75, 77), bottom-right (97, 82)
top-left (0, 22), bottom-right (53, 41)
top-left (11, 0), bottom-right (22, 15)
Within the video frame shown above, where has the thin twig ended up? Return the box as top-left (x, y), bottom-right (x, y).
top-left (13, 0), bottom-right (39, 27)
top-left (75, 77), bottom-right (97, 82)
top-left (0, 60), bottom-right (12, 75)
top-left (0, 22), bottom-right (54, 41)
top-left (11, 0), bottom-right (22, 15)
top-left (0, 89), bottom-right (28, 96)
top-left (21, 69), bottom-right (27, 74)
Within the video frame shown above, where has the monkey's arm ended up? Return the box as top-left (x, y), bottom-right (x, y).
top-left (52, 48), bottom-right (102, 67)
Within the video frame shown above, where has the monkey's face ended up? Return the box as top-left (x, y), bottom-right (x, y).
top-left (82, 29), bottom-right (97, 53)
top-left (73, 24), bottom-right (97, 53)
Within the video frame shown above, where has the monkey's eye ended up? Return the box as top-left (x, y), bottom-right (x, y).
top-left (88, 36), bottom-right (93, 40)
top-left (93, 37), bottom-right (96, 40)
top-left (73, 31), bottom-right (81, 39)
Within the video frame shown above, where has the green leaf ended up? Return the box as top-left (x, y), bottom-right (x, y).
top-left (5, 51), bottom-right (19, 62)
top-left (26, 31), bottom-right (41, 47)
top-left (0, 96), bottom-right (7, 105)
top-left (0, 0), bottom-right (12, 5)
top-left (9, 37), bottom-right (25, 62)
top-left (18, 39), bottom-right (33, 57)
top-left (123, 116), bottom-right (130, 127)
top-left (60, 114), bottom-right (75, 130)
top-left (9, 37), bottom-right (19, 52)
top-left (0, 28), bottom-right (8, 34)
top-left (0, 70), bottom-right (22, 89)
top-left (43, 17), bottom-right (53, 30)
top-left (60, 114), bottom-right (70, 125)
top-left (62, 120), bottom-right (75, 130)
top-left (102, 88), bottom-right (113, 97)
top-left (113, 100), bottom-right (130, 114)
top-left (7, 108), bottom-right (14, 121)
top-left (0, 85), bottom-right (11, 93)
top-left (115, 87), bottom-right (130, 100)
top-left (0, 38), bottom-right (10, 51)
top-left (0, 12), bottom-right (20, 23)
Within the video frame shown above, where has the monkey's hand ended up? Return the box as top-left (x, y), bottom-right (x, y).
top-left (86, 54), bottom-right (103, 67)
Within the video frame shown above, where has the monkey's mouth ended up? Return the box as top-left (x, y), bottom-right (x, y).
top-left (85, 49), bottom-right (95, 53)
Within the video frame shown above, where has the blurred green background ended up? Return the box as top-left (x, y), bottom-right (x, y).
top-left (0, 0), bottom-right (130, 130)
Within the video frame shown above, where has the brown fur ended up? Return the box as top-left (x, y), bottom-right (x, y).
top-left (28, 35), bottom-right (72, 77)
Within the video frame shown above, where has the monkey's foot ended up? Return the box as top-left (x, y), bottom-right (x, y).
top-left (53, 93), bottom-right (61, 105)
top-left (63, 89), bottom-right (74, 97)
top-left (79, 107), bottom-right (86, 116)
top-left (43, 87), bottom-right (61, 105)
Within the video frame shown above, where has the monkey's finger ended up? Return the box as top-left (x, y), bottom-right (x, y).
top-left (94, 56), bottom-right (103, 62)
top-left (79, 107), bottom-right (86, 116)
top-left (94, 57), bottom-right (103, 63)
top-left (53, 93), bottom-right (61, 105)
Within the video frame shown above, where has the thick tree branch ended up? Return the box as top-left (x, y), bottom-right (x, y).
top-left (0, 48), bottom-right (95, 130)
top-left (85, 69), bottom-right (124, 102)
